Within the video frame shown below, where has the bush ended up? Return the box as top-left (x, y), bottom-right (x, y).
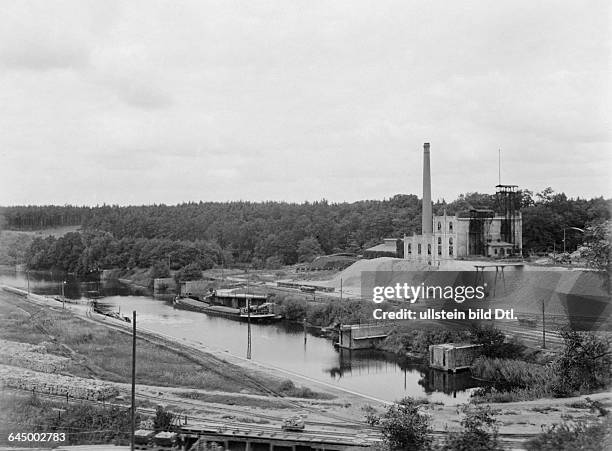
top-left (441, 405), bottom-right (501, 451)
top-left (470, 325), bottom-right (526, 358)
top-left (280, 298), bottom-right (308, 322)
top-left (470, 357), bottom-right (553, 391)
top-left (380, 328), bottom-right (472, 357)
top-left (551, 329), bottom-right (612, 396)
top-left (526, 418), bottom-right (609, 450)
top-left (174, 262), bottom-right (203, 284)
top-left (379, 397), bottom-right (433, 451)
top-left (276, 379), bottom-right (332, 399)
top-left (153, 405), bottom-right (175, 432)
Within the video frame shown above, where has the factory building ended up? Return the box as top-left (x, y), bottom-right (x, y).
top-left (403, 143), bottom-right (522, 263)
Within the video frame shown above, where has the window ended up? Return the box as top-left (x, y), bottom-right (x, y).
top-left (438, 237), bottom-right (442, 245)
top-left (449, 237), bottom-right (453, 245)
top-left (438, 245), bottom-right (442, 256)
top-left (449, 221), bottom-right (453, 232)
top-left (408, 243), bottom-right (412, 254)
top-left (449, 246), bottom-right (454, 256)
top-left (494, 248), bottom-right (498, 255)
top-left (427, 244), bottom-right (432, 255)
top-left (437, 222), bottom-right (441, 231)
top-left (418, 244), bottom-right (422, 255)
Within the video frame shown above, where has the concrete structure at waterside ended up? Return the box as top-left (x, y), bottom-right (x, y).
top-left (429, 343), bottom-right (482, 372)
top-left (337, 324), bottom-right (390, 350)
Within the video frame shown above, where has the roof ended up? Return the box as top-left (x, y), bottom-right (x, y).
top-left (365, 243), bottom-right (397, 253)
top-left (431, 343), bottom-right (482, 350)
top-left (215, 289), bottom-right (267, 299)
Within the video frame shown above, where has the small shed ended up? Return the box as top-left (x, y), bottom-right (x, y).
top-left (134, 429), bottom-right (155, 447)
top-left (429, 343), bottom-right (482, 372)
top-left (154, 431), bottom-right (178, 449)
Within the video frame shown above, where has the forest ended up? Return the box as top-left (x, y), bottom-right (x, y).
top-left (1, 188), bottom-right (609, 275)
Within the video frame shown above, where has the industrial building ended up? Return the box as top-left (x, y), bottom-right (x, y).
top-left (365, 143), bottom-right (523, 261)
top-left (403, 143), bottom-right (522, 263)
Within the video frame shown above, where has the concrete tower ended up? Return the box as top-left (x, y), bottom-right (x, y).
top-left (422, 143), bottom-right (433, 234)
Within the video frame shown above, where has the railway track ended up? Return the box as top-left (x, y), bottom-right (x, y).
top-left (4, 387), bottom-right (538, 449)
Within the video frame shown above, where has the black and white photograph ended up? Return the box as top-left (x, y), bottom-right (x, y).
top-left (0, 1), bottom-right (610, 450)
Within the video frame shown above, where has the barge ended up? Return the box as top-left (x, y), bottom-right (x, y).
top-left (173, 289), bottom-right (281, 322)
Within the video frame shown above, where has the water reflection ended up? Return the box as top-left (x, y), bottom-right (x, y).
top-left (0, 268), bottom-right (481, 404)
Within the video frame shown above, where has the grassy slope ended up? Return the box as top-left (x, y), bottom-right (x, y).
top-left (0, 291), bottom-right (281, 394)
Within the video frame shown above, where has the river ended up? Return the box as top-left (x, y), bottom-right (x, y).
top-left (0, 268), bottom-right (480, 404)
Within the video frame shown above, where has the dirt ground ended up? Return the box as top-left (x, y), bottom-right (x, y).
top-left (1, 286), bottom-right (610, 449)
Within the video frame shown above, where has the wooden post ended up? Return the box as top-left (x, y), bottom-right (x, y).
top-left (131, 310), bottom-right (136, 451)
top-left (246, 268), bottom-right (252, 360)
top-left (542, 300), bottom-right (546, 349)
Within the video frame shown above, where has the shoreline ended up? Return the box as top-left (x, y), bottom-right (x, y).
top-left (2, 283), bottom-right (611, 448)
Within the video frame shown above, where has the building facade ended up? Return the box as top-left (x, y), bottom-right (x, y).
top-left (404, 210), bottom-right (523, 263)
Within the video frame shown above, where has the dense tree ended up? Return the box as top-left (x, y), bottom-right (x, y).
top-left (297, 237), bottom-right (324, 263)
top-left (7, 188), bottom-right (609, 268)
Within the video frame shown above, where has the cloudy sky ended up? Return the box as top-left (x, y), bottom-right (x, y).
top-left (0, 0), bottom-right (610, 206)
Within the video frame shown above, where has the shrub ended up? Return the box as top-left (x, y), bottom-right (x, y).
top-left (441, 405), bottom-right (501, 451)
top-left (470, 325), bottom-right (526, 358)
top-left (380, 328), bottom-right (472, 357)
top-left (470, 357), bottom-right (553, 391)
top-left (153, 405), bottom-right (175, 432)
top-left (280, 298), bottom-right (308, 322)
top-left (526, 419), bottom-right (609, 450)
top-left (551, 329), bottom-right (612, 396)
top-left (379, 397), bottom-right (433, 451)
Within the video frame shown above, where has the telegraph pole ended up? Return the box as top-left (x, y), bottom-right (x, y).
top-left (131, 311), bottom-right (136, 451)
top-left (246, 269), bottom-right (251, 360)
top-left (541, 300), bottom-right (546, 349)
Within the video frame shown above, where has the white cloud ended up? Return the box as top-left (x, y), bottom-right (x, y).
top-left (0, 0), bottom-right (610, 205)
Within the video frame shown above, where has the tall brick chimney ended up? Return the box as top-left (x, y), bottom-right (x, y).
top-left (422, 143), bottom-right (433, 234)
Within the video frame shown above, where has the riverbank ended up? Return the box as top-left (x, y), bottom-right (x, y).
top-left (3, 286), bottom-right (612, 449)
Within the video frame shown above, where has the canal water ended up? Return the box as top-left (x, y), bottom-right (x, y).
top-left (0, 269), bottom-right (480, 404)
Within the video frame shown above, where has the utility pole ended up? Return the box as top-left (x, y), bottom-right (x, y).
top-left (26, 270), bottom-right (30, 295)
top-left (131, 311), bottom-right (136, 451)
top-left (340, 278), bottom-right (343, 301)
top-left (61, 281), bottom-right (65, 309)
top-left (246, 269), bottom-right (251, 360)
top-left (541, 300), bottom-right (546, 349)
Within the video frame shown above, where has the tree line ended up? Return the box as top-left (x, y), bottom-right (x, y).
top-left (2, 188), bottom-right (609, 274)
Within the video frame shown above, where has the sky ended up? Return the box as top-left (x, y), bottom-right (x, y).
top-left (0, 0), bottom-right (610, 206)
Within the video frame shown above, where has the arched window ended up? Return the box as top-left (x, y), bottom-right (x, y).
top-left (418, 244), bottom-right (422, 255)
top-left (437, 221), bottom-right (442, 231)
top-left (449, 221), bottom-right (453, 232)
top-left (408, 243), bottom-right (412, 254)
top-left (427, 244), bottom-right (432, 255)
top-left (449, 237), bottom-right (453, 245)
top-left (437, 237), bottom-right (442, 245)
